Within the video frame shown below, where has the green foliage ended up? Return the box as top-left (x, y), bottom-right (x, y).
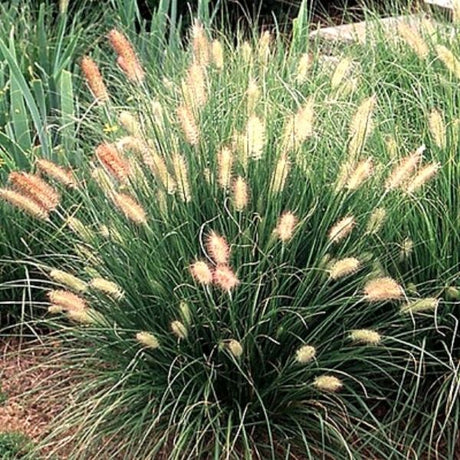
top-left (0, 432), bottom-right (33, 460)
top-left (0, 10), bottom-right (453, 458)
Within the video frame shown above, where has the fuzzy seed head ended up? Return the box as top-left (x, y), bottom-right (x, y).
top-left (270, 154), bottom-right (290, 194)
top-left (172, 153), bottom-right (191, 202)
top-left (217, 146), bottom-right (233, 190)
top-left (428, 109), bottom-right (446, 149)
top-left (91, 167), bottom-right (115, 194)
top-left (349, 329), bottom-right (381, 345)
top-left (401, 297), bottom-right (439, 314)
top-left (385, 146), bottom-right (425, 191)
top-left (48, 289), bottom-right (87, 312)
top-left (206, 231), bottom-right (230, 265)
top-left (50, 269), bottom-right (87, 293)
top-left (328, 216), bottom-right (355, 243)
top-left (232, 176), bottom-right (249, 211)
top-left (191, 21), bottom-right (210, 66)
top-left (329, 257), bottom-right (361, 280)
top-left (67, 308), bottom-right (101, 325)
top-left (246, 115), bottom-right (265, 160)
top-left (296, 52), bottom-right (313, 84)
top-left (348, 96), bottom-right (376, 158)
top-left (66, 217), bottom-right (94, 241)
top-left (211, 40), bottom-right (224, 69)
top-left (331, 57), bottom-right (353, 89)
top-left (241, 41), bottom-right (252, 63)
top-left (136, 331), bottom-right (160, 349)
top-left (247, 78), bottom-right (260, 115)
top-left (95, 143), bottom-right (130, 182)
top-left (397, 23), bottom-right (429, 59)
top-left (364, 277), bottom-right (404, 302)
top-left (346, 158), bottom-right (373, 190)
top-left (227, 339), bottom-right (243, 358)
top-left (295, 345), bottom-right (316, 364)
top-left (107, 29), bottom-right (144, 81)
top-left (90, 277), bottom-right (123, 299)
top-left (177, 105), bottom-right (200, 145)
top-left (213, 265), bottom-right (239, 291)
top-left (274, 211), bottom-right (297, 242)
top-left (36, 159), bottom-right (77, 188)
top-left (171, 320), bottom-right (188, 340)
top-left (190, 260), bottom-right (213, 285)
top-left (0, 188), bottom-right (49, 220)
top-left (80, 56), bottom-right (109, 103)
top-left (48, 305), bottom-right (63, 314)
top-left (184, 62), bottom-right (207, 109)
top-left (112, 193), bottom-right (147, 225)
top-left (366, 208), bottom-right (386, 234)
top-left (143, 149), bottom-right (176, 194)
top-left (9, 172), bottom-right (60, 211)
top-left (119, 111), bottom-right (141, 137)
top-left (435, 45), bottom-right (460, 80)
top-left (313, 375), bottom-right (343, 392)
top-left (406, 163), bottom-right (440, 193)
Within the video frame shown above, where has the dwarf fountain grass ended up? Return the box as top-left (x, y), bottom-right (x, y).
top-left (1, 12), bottom-right (458, 459)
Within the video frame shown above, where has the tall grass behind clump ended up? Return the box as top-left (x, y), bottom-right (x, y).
top-left (1, 12), bottom-right (457, 460)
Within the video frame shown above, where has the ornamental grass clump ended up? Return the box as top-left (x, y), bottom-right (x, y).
top-left (1, 17), bottom-right (457, 459)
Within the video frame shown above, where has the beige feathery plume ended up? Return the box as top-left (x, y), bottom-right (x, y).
top-left (331, 57), bottom-right (353, 89)
top-left (171, 320), bottom-right (188, 340)
top-left (143, 149), bottom-right (176, 194)
top-left (227, 339), bottom-right (243, 358)
top-left (150, 100), bottom-right (164, 129)
top-left (345, 158), bottom-right (373, 190)
top-left (68, 308), bottom-right (104, 325)
top-left (363, 277), bottom-right (404, 302)
top-left (183, 62), bottom-right (207, 109)
top-left (428, 109), bottom-right (446, 149)
top-left (48, 305), bottom-right (63, 314)
top-left (206, 231), bottom-right (230, 265)
top-left (348, 96), bottom-right (376, 158)
top-left (36, 159), bottom-right (77, 188)
top-left (349, 329), bottom-right (381, 345)
top-left (240, 41), bottom-right (252, 63)
top-left (401, 297), bottom-right (439, 314)
top-left (257, 31), bottom-right (271, 65)
top-left (270, 153), bottom-right (290, 194)
top-left (406, 162), bottom-right (440, 193)
top-left (232, 176), bottom-right (249, 211)
top-left (116, 136), bottom-right (148, 157)
top-left (50, 269), bottom-right (87, 293)
top-left (80, 56), bottom-right (109, 103)
top-left (190, 260), bottom-right (213, 285)
top-left (217, 146), bottom-right (233, 190)
top-left (435, 45), bottom-right (460, 79)
top-left (213, 265), bottom-right (239, 291)
top-left (296, 52), bottom-right (313, 84)
top-left (95, 143), bottom-right (131, 182)
top-left (247, 78), bottom-right (260, 115)
top-left (66, 217), bottom-right (95, 242)
top-left (112, 193), bottom-right (147, 225)
top-left (313, 375), bottom-right (343, 392)
top-left (119, 111), bottom-right (141, 136)
top-left (172, 153), bottom-right (191, 202)
top-left (246, 115), bottom-right (265, 160)
top-left (9, 171), bottom-right (60, 211)
top-left (136, 331), bottom-right (160, 349)
top-left (211, 40), bottom-right (224, 69)
top-left (0, 188), bottom-right (46, 220)
top-left (365, 207), bottom-right (386, 234)
top-left (334, 159), bottom-right (354, 192)
top-left (232, 130), bottom-right (249, 170)
top-left (453, 0), bottom-right (460, 22)
top-left (274, 211), bottom-right (298, 242)
top-left (90, 277), bottom-right (123, 299)
top-left (329, 257), bottom-right (360, 280)
top-left (177, 105), bottom-right (200, 145)
top-left (107, 29), bottom-right (144, 82)
top-left (191, 21), bottom-right (210, 66)
top-left (48, 289), bottom-right (87, 312)
top-left (91, 167), bottom-right (115, 194)
top-left (295, 345), bottom-right (316, 364)
top-left (282, 98), bottom-right (315, 152)
top-left (397, 22), bottom-right (429, 59)
top-left (385, 145), bottom-right (425, 191)
top-left (328, 216), bottom-right (355, 243)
